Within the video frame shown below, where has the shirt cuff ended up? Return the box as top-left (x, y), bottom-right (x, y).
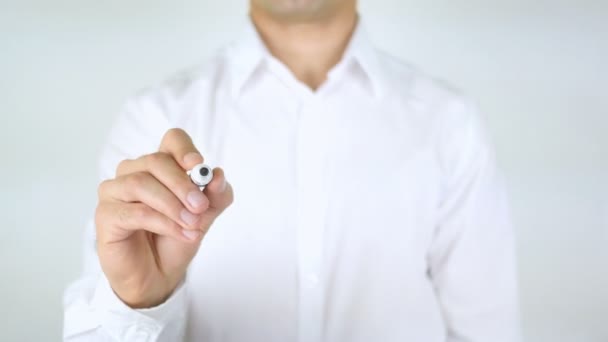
top-left (91, 275), bottom-right (187, 341)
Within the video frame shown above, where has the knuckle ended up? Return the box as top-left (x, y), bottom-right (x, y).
top-left (126, 171), bottom-right (150, 189)
top-left (94, 203), bottom-right (107, 227)
top-left (97, 179), bottom-right (112, 199)
top-left (164, 128), bottom-right (187, 142)
top-left (117, 204), bottom-right (132, 224)
top-left (145, 152), bottom-right (171, 168)
top-left (118, 203), bottom-right (150, 225)
top-left (94, 205), bottom-right (109, 241)
top-left (130, 204), bottom-right (150, 220)
top-left (95, 202), bottom-right (122, 233)
top-left (116, 159), bottom-right (132, 175)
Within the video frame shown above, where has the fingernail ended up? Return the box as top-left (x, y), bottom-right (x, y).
top-left (219, 178), bottom-right (227, 192)
top-left (180, 209), bottom-right (199, 226)
top-left (187, 191), bottom-right (206, 208)
top-left (182, 229), bottom-right (201, 241)
top-left (183, 152), bottom-right (203, 166)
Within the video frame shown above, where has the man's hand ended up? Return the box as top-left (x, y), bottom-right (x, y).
top-left (95, 128), bottom-right (234, 308)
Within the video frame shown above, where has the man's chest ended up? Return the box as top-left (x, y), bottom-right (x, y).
top-left (179, 92), bottom-right (446, 340)
top-left (188, 95), bottom-right (443, 257)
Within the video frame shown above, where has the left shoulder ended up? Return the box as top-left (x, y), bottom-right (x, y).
top-left (374, 49), bottom-right (470, 111)
top-left (373, 49), bottom-right (491, 154)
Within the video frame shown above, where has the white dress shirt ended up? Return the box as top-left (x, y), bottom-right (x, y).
top-left (63, 19), bottom-right (521, 342)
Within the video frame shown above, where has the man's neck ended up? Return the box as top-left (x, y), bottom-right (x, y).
top-left (250, 4), bottom-right (357, 90)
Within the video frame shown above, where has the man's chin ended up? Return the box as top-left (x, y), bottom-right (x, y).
top-left (253, 0), bottom-right (337, 21)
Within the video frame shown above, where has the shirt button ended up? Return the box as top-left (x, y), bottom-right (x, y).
top-left (123, 324), bottom-right (157, 341)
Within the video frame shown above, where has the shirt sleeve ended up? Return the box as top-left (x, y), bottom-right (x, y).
top-left (428, 97), bottom-right (522, 342)
top-left (63, 96), bottom-right (189, 342)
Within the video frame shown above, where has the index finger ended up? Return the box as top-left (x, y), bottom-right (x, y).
top-left (159, 128), bottom-right (204, 170)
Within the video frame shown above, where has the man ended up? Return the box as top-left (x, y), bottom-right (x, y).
top-left (63, 0), bottom-right (521, 341)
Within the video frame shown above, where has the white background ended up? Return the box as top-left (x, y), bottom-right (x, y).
top-left (0, 0), bottom-right (606, 341)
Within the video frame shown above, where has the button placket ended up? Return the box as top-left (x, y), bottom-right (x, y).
top-left (294, 98), bottom-right (330, 342)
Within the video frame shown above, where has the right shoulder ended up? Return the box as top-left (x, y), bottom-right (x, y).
top-left (100, 50), bottom-right (233, 178)
top-left (126, 49), bottom-right (233, 121)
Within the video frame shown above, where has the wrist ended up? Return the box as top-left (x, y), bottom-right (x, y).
top-left (112, 280), bottom-right (174, 309)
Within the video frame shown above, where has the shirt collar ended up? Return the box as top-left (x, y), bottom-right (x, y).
top-left (335, 17), bottom-right (385, 97)
top-left (227, 18), bottom-right (268, 99)
top-left (227, 16), bottom-right (386, 99)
